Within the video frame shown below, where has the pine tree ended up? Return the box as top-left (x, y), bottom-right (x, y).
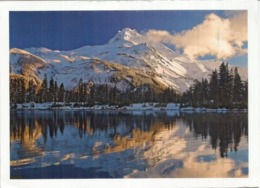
top-left (109, 85), bottom-right (118, 105)
top-left (232, 67), bottom-right (243, 107)
top-left (49, 78), bottom-right (55, 102)
top-left (37, 74), bottom-right (48, 103)
top-left (201, 78), bottom-right (210, 106)
top-left (242, 80), bottom-right (248, 109)
top-left (218, 62), bottom-right (232, 107)
top-left (190, 80), bottom-right (201, 107)
top-left (54, 81), bottom-right (58, 103)
top-left (58, 83), bottom-right (65, 102)
top-left (78, 78), bottom-right (84, 103)
top-left (88, 83), bottom-right (96, 106)
top-left (227, 68), bottom-right (234, 107)
top-left (209, 70), bottom-right (219, 107)
top-left (18, 79), bottom-right (26, 103)
top-left (82, 83), bottom-right (88, 104)
top-left (10, 78), bottom-right (18, 103)
top-left (26, 80), bottom-right (36, 102)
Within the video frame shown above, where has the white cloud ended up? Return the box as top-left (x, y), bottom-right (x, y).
top-left (145, 12), bottom-right (247, 60)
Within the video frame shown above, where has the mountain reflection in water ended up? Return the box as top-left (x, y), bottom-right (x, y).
top-left (10, 110), bottom-right (248, 178)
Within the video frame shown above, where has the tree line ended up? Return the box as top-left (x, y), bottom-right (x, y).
top-left (182, 62), bottom-right (248, 109)
top-left (10, 62), bottom-right (247, 109)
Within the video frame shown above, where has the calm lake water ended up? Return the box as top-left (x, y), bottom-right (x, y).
top-left (10, 110), bottom-right (248, 178)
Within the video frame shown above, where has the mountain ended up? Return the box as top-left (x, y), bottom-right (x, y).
top-left (10, 28), bottom-right (247, 93)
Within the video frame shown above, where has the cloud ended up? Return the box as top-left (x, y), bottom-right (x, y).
top-left (144, 12), bottom-right (247, 60)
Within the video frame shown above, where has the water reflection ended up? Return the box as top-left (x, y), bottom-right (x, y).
top-left (10, 110), bottom-right (248, 178)
top-left (183, 113), bottom-right (248, 158)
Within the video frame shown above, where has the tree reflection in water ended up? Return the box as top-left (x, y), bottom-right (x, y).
top-left (10, 110), bottom-right (248, 178)
top-left (182, 113), bottom-right (248, 158)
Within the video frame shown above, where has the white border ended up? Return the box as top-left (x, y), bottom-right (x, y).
top-left (0, 1), bottom-right (259, 188)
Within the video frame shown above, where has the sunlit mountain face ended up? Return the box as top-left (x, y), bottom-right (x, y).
top-left (10, 110), bottom-right (248, 178)
top-left (10, 28), bottom-right (248, 94)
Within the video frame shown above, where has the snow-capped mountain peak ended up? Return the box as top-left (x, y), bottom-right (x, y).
top-left (10, 28), bottom-right (248, 93)
top-left (109, 28), bottom-right (144, 45)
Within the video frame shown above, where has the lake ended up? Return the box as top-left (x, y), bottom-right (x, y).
top-left (10, 110), bottom-right (248, 178)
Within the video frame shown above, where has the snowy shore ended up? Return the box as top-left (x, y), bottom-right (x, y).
top-left (11, 102), bottom-right (247, 113)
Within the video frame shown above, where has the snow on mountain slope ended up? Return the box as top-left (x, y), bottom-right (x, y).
top-left (10, 28), bottom-right (248, 93)
top-left (10, 48), bottom-right (49, 85)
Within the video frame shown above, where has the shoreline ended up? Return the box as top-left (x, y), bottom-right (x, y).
top-left (10, 102), bottom-right (248, 113)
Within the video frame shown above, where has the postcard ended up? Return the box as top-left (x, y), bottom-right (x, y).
top-left (0, 1), bottom-right (259, 188)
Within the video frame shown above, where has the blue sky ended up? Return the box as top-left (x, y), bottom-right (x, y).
top-left (10, 11), bottom-right (247, 67)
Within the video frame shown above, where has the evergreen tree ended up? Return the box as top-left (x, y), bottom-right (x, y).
top-left (49, 78), bottom-right (55, 102)
top-left (201, 78), bottom-right (210, 106)
top-left (209, 70), bottom-right (219, 107)
top-left (88, 83), bottom-right (96, 106)
top-left (109, 85), bottom-right (118, 105)
top-left (58, 83), bottom-right (65, 102)
top-left (54, 81), bottom-right (58, 103)
top-left (232, 67), bottom-right (243, 106)
top-left (227, 68), bottom-right (234, 107)
top-left (218, 62), bottom-right (229, 107)
top-left (82, 83), bottom-right (88, 104)
top-left (190, 79), bottom-right (209, 107)
top-left (37, 74), bottom-right (48, 103)
top-left (10, 78), bottom-right (18, 103)
top-left (242, 80), bottom-right (248, 108)
top-left (26, 80), bottom-right (36, 102)
top-left (78, 78), bottom-right (84, 102)
top-left (17, 79), bottom-right (26, 103)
